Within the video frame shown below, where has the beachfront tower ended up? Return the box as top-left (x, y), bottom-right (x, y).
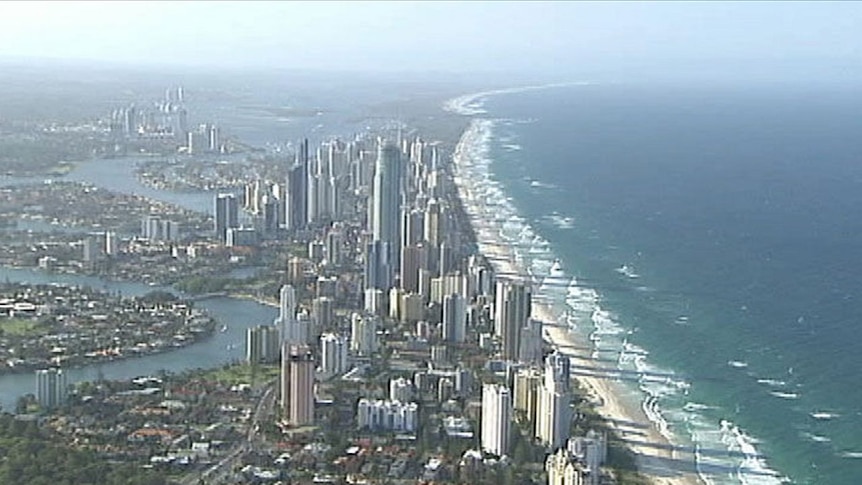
top-left (536, 352), bottom-right (573, 450)
top-left (214, 193), bottom-right (239, 243)
top-left (370, 141), bottom-right (403, 273)
top-left (494, 278), bottom-right (532, 361)
top-left (481, 383), bottom-right (513, 457)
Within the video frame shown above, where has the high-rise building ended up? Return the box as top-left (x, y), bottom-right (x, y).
top-left (124, 105), bottom-right (137, 135)
top-left (400, 243), bottom-right (429, 293)
top-left (207, 124), bottom-right (220, 152)
top-left (389, 377), bottom-right (413, 403)
top-left (319, 332), bottom-right (348, 377)
top-left (438, 241), bottom-right (452, 277)
top-left (468, 256), bottom-right (494, 298)
top-left (364, 288), bottom-right (385, 316)
top-left (246, 325), bottom-right (281, 365)
top-left (350, 312), bottom-right (378, 356)
top-left (276, 285), bottom-right (306, 345)
top-left (325, 227), bottom-right (343, 265)
top-left (356, 399), bottom-right (418, 432)
top-left (105, 231), bottom-right (119, 256)
top-left (226, 227), bottom-right (259, 247)
top-left (495, 279), bottom-right (532, 361)
top-left (546, 448), bottom-right (587, 485)
top-left (514, 367), bottom-right (542, 425)
top-left (567, 430), bottom-right (607, 485)
top-left (536, 352), bottom-right (573, 450)
top-left (214, 193), bottom-right (239, 243)
top-left (481, 383), bottom-right (512, 457)
top-left (36, 368), bottom-right (67, 409)
top-left (261, 195), bottom-right (279, 234)
top-left (142, 216), bottom-right (181, 242)
top-left (442, 293), bottom-right (466, 343)
top-left (398, 292), bottom-right (424, 324)
top-left (285, 139), bottom-right (309, 231)
top-left (370, 142), bottom-right (403, 269)
top-left (364, 240), bottom-right (392, 291)
top-left (312, 296), bottom-right (334, 333)
top-left (281, 344), bottom-right (315, 426)
top-left (424, 198), bottom-right (444, 248)
top-left (82, 234), bottom-right (103, 263)
top-left (519, 318), bottom-right (544, 365)
top-left (402, 207), bottom-right (425, 248)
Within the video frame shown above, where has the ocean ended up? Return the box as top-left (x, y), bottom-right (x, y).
top-left (449, 82), bottom-right (862, 484)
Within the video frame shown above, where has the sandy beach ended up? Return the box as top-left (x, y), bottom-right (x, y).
top-left (449, 113), bottom-right (701, 483)
top-left (486, 240), bottom-right (701, 485)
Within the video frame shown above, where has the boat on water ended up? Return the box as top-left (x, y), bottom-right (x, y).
top-left (219, 324), bottom-right (228, 333)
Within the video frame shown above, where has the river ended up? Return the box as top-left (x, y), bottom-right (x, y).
top-left (0, 155), bottom-right (278, 411)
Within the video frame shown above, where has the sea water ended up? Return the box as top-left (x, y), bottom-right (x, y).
top-left (448, 82), bottom-right (862, 484)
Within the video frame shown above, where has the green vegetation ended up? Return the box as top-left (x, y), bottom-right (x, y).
top-left (174, 275), bottom-right (231, 294)
top-left (201, 362), bottom-right (280, 386)
top-left (0, 135), bottom-right (106, 176)
top-left (0, 317), bottom-right (41, 337)
top-left (0, 414), bottom-right (170, 485)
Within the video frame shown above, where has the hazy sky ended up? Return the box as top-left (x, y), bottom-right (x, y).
top-left (0, 1), bottom-right (859, 79)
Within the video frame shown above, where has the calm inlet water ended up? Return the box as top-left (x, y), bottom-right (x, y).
top-left (455, 83), bottom-right (862, 484)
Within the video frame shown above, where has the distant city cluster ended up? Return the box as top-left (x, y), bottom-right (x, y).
top-left (107, 86), bottom-right (225, 154)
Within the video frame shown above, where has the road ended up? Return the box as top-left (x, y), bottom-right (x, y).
top-left (179, 381), bottom-right (277, 485)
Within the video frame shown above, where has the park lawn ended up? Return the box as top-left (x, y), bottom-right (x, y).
top-left (204, 363), bottom-right (280, 386)
top-left (0, 318), bottom-right (41, 337)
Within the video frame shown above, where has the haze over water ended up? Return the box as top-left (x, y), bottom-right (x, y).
top-left (453, 81), bottom-right (862, 484)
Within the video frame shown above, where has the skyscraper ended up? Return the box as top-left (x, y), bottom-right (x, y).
top-left (246, 325), bottom-right (281, 365)
top-left (514, 367), bottom-right (543, 425)
top-left (536, 352), bottom-right (573, 450)
top-left (495, 279), bottom-right (532, 361)
top-left (350, 312), bottom-right (378, 356)
top-left (370, 141), bottom-right (403, 271)
top-left (275, 285), bottom-right (307, 345)
top-left (364, 240), bottom-right (392, 291)
top-left (281, 344), bottom-right (315, 426)
top-left (286, 139), bottom-right (309, 231)
top-left (36, 368), bottom-right (67, 409)
top-left (481, 383), bottom-right (512, 457)
top-left (214, 193), bottom-right (239, 243)
top-left (319, 332), bottom-right (348, 377)
top-left (400, 243), bottom-right (429, 293)
top-left (442, 293), bottom-right (466, 343)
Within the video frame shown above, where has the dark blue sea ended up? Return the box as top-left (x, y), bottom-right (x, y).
top-left (455, 83), bottom-right (862, 484)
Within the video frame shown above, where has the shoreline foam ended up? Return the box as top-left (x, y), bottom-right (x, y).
top-left (449, 101), bottom-right (701, 484)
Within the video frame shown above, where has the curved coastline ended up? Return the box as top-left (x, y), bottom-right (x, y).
top-left (446, 87), bottom-right (786, 485)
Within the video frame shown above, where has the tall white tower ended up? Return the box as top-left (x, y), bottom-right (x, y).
top-left (481, 383), bottom-right (512, 457)
top-left (536, 352), bottom-right (573, 450)
top-left (276, 285), bottom-right (306, 345)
